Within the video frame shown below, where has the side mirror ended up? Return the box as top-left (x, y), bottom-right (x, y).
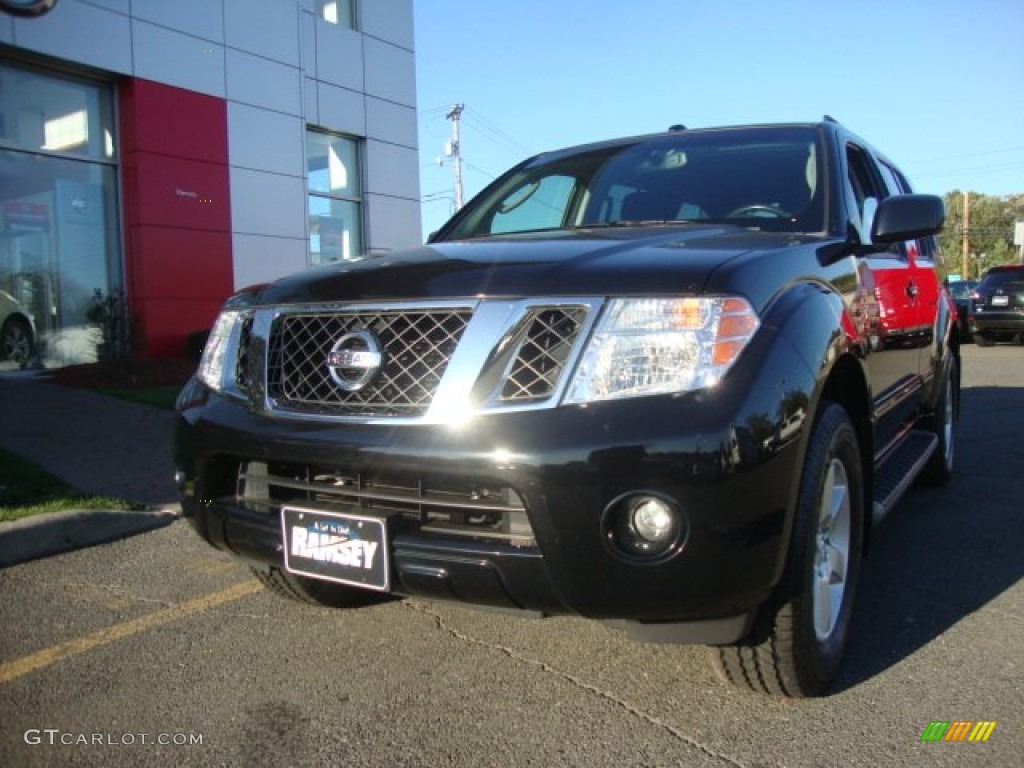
top-left (871, 194), bottom-right (945, 244)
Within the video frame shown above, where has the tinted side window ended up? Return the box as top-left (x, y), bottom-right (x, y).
top-left (876, 161), bottom-right (905, 196)
top-left (845, 144), bottom-right (887, 246)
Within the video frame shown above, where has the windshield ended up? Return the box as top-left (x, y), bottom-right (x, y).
top-left (441, 126), bottom-right (826, 240)
top-left (947, 280), bottom-right (976, 299)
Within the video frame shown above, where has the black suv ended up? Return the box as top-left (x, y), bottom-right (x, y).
top-left (969, 264), bottom-right (1024, 346)
top-left (175, 120), bottom-right (958, 697)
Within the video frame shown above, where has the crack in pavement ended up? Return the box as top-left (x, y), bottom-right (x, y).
top-left (407, 601), bottom-right (749, 768)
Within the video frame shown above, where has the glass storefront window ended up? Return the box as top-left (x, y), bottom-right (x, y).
top-left (0, 64), bottom-right (116, 161)
top-left (307, 130), bottom-right (362, 265)
top-left (0, 61), bottom-right (120, 369)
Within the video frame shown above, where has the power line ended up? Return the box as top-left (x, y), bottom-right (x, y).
top-left (903, 145), bottom-right (1024, 167)
top-left (463, 160), bottom-right (496, 181)
top-left (462, 107), bottom-right (535, 158)
top-left (913, 161), bottom-right (1024, 180)
top-left (417, 104), bottom-right (452, 121)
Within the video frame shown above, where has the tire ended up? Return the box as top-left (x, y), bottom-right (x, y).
top-left (250, 564), bottom-right (392, 608)
top-left (974, 332), bottom-right (994, 347)
top-left (1, 316), bottom-right (34, 367)
top-left (920, 357), bottom-right (957, 486)
top-left (712, 403), bottom-right (864, 697)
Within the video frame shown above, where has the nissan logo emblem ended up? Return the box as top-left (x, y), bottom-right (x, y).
top-left (326, 330), bottom-right (383, 392)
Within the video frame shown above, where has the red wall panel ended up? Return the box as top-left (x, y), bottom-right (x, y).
top-left (134, 298), bottom-right (226, 359)
top-left (119, 79), bottom-right (228, 164)
top-left (123, 152), bottom-right (230, 231)
top-left (119, 78), bottom-right (232, 359)
top-left (129, 226), bottom-right (233, 300)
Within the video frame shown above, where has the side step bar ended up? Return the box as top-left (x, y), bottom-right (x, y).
top-left (872, 430), bottom-right (937, 525)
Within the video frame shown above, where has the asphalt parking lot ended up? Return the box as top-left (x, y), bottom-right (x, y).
top-left (0, 344), bottom-right (1021, 767)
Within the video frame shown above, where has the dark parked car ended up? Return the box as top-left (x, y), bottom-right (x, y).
top-left (969, 265), bottom-right (1024, 346)
top-left (176, 119), bottom-right (958, 697)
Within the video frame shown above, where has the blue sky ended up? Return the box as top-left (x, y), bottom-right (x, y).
top-left (413, 0), bottom-right (1024, 238)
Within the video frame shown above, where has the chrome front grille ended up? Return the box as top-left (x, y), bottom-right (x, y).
top-left (235, 316), bottom-right (254, 393)
top-left (238, 298), bottom-right (600, 422)
top-left (501, 307), bottom-right (587, 401)
top-left (267, 308), bottom-right (472, 417)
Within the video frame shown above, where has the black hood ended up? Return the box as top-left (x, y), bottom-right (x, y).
top-left (257, 226), bottom-right (814, 305)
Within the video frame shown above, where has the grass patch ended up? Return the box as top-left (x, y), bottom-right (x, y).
top-left (96, 386), bottom-right (181, 410)
top-left (0, 448), bottom-right (138, 523)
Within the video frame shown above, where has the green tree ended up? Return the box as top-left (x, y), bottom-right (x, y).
top-left (940, 191), bottom-right (1023, 280)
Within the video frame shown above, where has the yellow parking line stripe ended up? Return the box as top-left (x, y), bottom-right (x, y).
top-left (0, 580), bottom-right (262, 685)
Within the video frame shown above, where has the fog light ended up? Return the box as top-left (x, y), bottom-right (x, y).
top-left (604, 493), bottom-right (685, 560)
top-left (632, 498), bottom-right (674, 543)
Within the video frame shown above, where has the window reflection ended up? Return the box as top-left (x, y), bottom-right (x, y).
top-left (0, 64), bottom-right (115, 160)
top-left (307, 131), bottom-right (360, 197)
top-left (316, 0), bottom-right (356, 29)
top-left (307, 130), bottom-right (362, 265)
top-left (0, 62), bottom-right (120, 369)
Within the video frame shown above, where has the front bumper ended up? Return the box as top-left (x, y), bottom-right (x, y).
top-left (175, 326), bottom-right (813, 639)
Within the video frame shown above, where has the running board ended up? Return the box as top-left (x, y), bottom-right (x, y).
top-left (872, 430), bottom-right (937, 525)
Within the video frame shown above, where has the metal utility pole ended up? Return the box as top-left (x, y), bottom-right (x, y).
top-left (445, 104), bottom-right (465, 210)
top-left (961, 191), bottom-right (970, 279)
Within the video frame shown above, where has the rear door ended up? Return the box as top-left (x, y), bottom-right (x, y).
top-left (844, 142), bottom-right (922, 453)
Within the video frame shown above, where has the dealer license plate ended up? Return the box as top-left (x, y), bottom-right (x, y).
top-left (281, 506), bottom-right (389, 591)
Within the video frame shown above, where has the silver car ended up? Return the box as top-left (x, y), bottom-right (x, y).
top-left (0, 290), bottom-right (35, 367)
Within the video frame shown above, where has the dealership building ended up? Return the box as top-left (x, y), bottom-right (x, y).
top-left (0, 0), bottom-right (421, 366)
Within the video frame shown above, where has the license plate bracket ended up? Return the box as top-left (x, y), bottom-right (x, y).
top-left (281, 506), bottom-right (389, 591)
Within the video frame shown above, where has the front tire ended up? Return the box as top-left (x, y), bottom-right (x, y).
top-left (920, 357), bottom-right (957, 486)
top-left (974, 332), bottom-right (995, 347)
top-left (712, 403), bottom-right (864, 697)
top-left (250, 565), bottom-right (392, 608)
top-left (1, 316), bottom-right (34, 368)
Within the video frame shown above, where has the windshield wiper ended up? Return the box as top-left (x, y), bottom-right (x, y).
top-left (573, 220), bottom-right (684, 229)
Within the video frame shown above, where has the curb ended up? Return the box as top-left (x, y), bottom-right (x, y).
top-left (0, 505), bottom-right (180, 569)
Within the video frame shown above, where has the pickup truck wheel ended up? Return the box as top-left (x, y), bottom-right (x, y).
top-left (973, 332), bottom-right (994, 347)
top-left (712, 403), bottom-right (863, 697)
top-left (920, 357), bottom-right (957, 486)
top-left (250, 565), bottom-right (390, 608)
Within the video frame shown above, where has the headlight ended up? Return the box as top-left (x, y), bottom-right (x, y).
top-left (198, 309), bottom-right (244, 392)
top-left (565, 297), bottom-right (759, 403)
